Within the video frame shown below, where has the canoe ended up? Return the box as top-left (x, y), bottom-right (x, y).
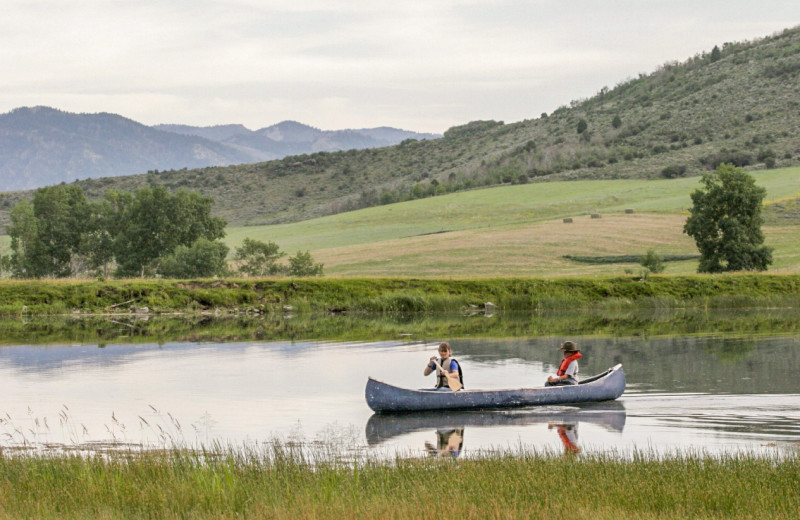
top-left (366, 400), bottom-right (627, 445)
top-left (365, 364), bottom-right (625, 413)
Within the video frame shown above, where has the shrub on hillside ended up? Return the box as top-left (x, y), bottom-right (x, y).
top-left (661, 165), bottom-right (687, 178)
top-left (700, 150), bottom-right (753, 169)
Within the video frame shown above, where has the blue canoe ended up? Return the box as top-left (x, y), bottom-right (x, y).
top-left (365, 364), bottom-right (625, 413)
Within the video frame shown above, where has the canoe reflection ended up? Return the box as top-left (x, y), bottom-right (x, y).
top-left (366, 400), bottom-right (626, 446)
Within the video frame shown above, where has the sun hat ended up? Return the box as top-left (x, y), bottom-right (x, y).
top-left (558, 341), bottom-right (580, 352)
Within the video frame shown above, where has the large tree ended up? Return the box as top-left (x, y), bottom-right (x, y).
top-left (7, 184), bottom-right (91, 277)
top-left (109, 186), bottom-right (226, 277)
top-left (684, 163), bottom-right (772, 272)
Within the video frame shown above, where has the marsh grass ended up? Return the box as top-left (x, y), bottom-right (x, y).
top-left (2, 275), bottom-right (800, 317)
top-left (0, 443), bottom-right (796, 519)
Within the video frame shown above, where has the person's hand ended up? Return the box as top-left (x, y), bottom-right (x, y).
top-left (429, 356), bottom-right (437, 363)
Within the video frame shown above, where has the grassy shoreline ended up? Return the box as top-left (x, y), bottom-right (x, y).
top-left (0, 447), bottom-right (797, 519)
top-left (1, 274), bottom-right (799, 316)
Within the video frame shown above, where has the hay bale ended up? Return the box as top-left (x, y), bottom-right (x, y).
top-left (562, 217), bottom-right (573, 223)
top-left (625, 208), bottom-right (635, 214)
top-left (590, 213), bottom-right (601, 219)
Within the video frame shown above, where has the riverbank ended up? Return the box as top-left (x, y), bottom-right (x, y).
top-left (0, 447), bottom-right (796, 519)
top-left (1, 274), bottom-right (799, 316)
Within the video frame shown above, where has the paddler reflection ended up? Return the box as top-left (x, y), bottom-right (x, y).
top-left (548, 422), bottom-right (580, 454)
top-left (424, 428), bottom-right (464, 458)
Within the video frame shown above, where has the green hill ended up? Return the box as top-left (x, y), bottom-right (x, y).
top-left (224, 167), bottom-right (800, 277)
top-left (1, 26), bottom-right (799, 230)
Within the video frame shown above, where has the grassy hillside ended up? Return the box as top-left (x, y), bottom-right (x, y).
top-left (1, 167), bottom-right (797, 278)
top-left (1, 26), bottom-right (799, 229)
top-left (225, 167), bottom-right (800, 277)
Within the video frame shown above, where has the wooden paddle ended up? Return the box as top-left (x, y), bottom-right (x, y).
top-left (432, 358), bottom-right (462, 391)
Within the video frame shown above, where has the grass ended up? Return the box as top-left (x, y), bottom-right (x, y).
top-left (2, 275), bottom-right (800, 316)
top-left (224, 168), bottom-right (800, 277)
top-left (0, 445), bottom-right (796, 519)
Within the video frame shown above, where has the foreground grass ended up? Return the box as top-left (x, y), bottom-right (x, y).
top-left (0, 447), bottom-right (796, 519)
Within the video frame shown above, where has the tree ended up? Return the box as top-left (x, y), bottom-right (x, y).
top-left (287, 250), bottom-right (324, 277)
top-left (7, 185), bottom-right (91, 278)
top-left (611, 115), bottom-right (622, 129)
top-left (683, 164), bottom-right (772, 273)
top-left (109, 186), bottom-right (226, 277)
top-left (233, 238), bottom-right (286, 276)
top-left (158, 238), bottom-right (230, 278)
top-left (710, 45), bottom-right (722, 63)
top-left (576, 119), bottom-right (588, 134)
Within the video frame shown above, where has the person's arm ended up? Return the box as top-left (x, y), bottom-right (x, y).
top-left (424, 356), bottom-right (437, 376)
top-left (445, 359), bottom-right (459, 377)
top-left (548, 364), bottom-right (567, 383)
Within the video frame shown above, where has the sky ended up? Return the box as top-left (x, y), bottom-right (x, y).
top-left (1, 1), bottom-right (797, 134)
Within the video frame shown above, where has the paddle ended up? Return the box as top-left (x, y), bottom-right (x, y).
top-left (432, 358), bottom-right (462, 391)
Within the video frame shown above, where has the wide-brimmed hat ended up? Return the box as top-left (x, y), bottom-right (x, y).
top-left (558, 341), bottom-right (580, 352)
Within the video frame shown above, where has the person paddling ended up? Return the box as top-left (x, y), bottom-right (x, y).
top-left (546, 341), bottom-right (581, 386)
top-left (424, 341), bottom-right (463, 391)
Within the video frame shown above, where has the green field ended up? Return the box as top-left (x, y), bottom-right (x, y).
top-left (2, 168), bottom-right (798, 278)
top-left (225, 167), bottom-right (800, 277)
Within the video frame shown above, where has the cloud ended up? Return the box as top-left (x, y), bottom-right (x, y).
top-left (0, 0), bottom-right (796, 132)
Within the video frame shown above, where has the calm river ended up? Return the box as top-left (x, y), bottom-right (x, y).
top-left (1, 314), bottom-right (798, 459)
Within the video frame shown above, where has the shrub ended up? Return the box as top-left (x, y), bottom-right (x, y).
top-left (661, 165), bottom-right (687, 178)
top-left (287, 251), bottom-right (324, 277)
top-left (640, 250), bottom-right (665, 273)
top-left (158, 239), bottom-right (230, 278)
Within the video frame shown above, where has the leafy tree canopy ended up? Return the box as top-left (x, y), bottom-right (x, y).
top-left (683, 163), bottom-right (773, 273)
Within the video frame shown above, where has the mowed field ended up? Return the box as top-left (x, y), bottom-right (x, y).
top-left (226, 167), bottom-right (800, 277)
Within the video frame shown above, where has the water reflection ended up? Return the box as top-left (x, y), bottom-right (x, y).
top-left (366, 401), bottom-right (626, 456)
top-left (425, 429), bottom-right (464, 458)
top-left (1, 314), bottom-right (799, 458)
top-left (548, 423), bottom-right (580, 455)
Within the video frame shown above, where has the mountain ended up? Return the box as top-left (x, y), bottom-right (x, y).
top-left (0, 26), bottom-right (798, 229)
top-left (153, 120), bottom-right (441, 159)
top-left (0, 107), bottom-right (267, 191)
top-left (0, 108), bottom-right (440, 192)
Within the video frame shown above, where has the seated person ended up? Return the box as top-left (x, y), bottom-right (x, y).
top-left (424, 341), bottom-right (463, 390)
top-left (546, 341), bottom-right (581, 386)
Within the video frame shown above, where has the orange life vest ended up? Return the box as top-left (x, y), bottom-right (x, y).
top-left (556, 352), bottom-right (582, 376)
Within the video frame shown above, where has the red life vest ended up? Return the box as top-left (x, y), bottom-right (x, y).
top-left (557, 352), bottom-right (582, 376)
top-left (557, 426), bottom-right (580, 454)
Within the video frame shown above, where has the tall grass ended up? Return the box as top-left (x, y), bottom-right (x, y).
top-left (0, 444), bottom-right (796, 519)
top-left (2, 275), bottom-right (800, 316)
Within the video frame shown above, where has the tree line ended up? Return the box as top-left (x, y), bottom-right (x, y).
top-left (1, 184), bottom-right (322, 279)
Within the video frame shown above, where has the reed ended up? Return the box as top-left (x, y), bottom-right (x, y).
top-left (0, 445), bottom-right (796, 519)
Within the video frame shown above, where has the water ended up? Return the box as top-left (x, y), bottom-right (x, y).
top-left (1, 324), bottom-right (798, 458)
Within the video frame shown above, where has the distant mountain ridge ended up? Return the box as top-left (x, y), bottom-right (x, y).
top-left (154, 121), bottom-right (440, 160)
top-left (0, 107), bottom-right (440, 191)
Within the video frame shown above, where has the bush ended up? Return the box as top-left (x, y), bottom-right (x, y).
top-left (700, 150), bottom-right (753, 169)
top-left (640, 250), bottom-right (665, 273)
top-left (287, 251), bottom-right (324, 277)
top-left (158, 239), bottom-right (230, 278)
top-left (661, 165), bottom-right (687, 178)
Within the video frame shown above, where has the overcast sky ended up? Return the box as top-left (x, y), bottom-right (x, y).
top-left (1, 1), bottom-right (797, 133)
